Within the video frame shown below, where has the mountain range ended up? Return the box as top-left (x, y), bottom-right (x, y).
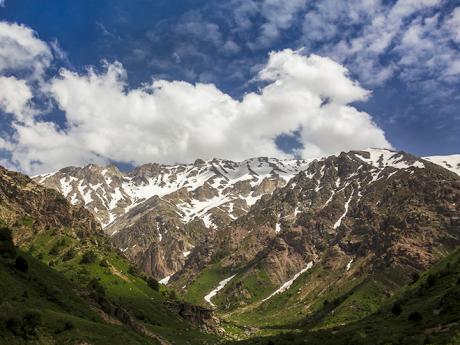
top-left (0, 148), bottom-right (458, 344)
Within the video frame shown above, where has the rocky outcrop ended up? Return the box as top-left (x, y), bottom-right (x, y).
top-left (0, 166), bottom-right (101, 245)
top-left (165, 300), bottom-right (224, 334)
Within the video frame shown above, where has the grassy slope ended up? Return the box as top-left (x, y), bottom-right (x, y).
top-left (0, 248), bottom-right (157, 345)
top-left (18, 227), bottom-right (220, 345)
top-left (182, 253), bottom-right (407, 339)
top-left (229, 247), bottom-right (460, 345)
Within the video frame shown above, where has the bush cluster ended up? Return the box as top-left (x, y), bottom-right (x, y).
top-left (80, 250), bottom-right (98, 264)
top-left (147, 277), bottom-right (160, 291)
top-left (0, 310), bottom-right (42, 339)
top-left (0, 227), bottom-right (16, 259)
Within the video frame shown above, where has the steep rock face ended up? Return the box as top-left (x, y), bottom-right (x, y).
top-left (35, 158), bottom-right (312, 278)
top-left (171, 150), bottom-right (460, 324)
top-left (165, 301), bottom-right (224, 334)
top-left (0, 166), bottom-right (101, 244)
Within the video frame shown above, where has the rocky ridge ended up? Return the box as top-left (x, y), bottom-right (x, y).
top-left (35, 157), bottom-right (312, 278)
top-left (35, 149), bottom-right (460, 283)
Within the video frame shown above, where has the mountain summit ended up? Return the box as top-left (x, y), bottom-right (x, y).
top-left (34, 149), bottom-right (460, 281)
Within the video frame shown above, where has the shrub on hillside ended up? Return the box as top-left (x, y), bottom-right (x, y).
top-left (168, 290), bottom-right (177, 300)
top-left (5, 316), bottom-right (22, 335)
top-left (15, 256), bottom-right (28, 272)
top-left (88, 278), bottom-right (105, 298)
top-left (391, 302), bottom-right (403, 316)
top-left (2, 310), bottom-right (42, 338)
top-left (426, 274), bottom-right (437, 288)
top-left (147, 277), bottom-right (160, 291)
top-left (55, 320), bottom-right (75, 334)
top-left (62, 248), bottom-right (76, 261)
top-left (0, 227), bottom-right (16, 259)
top-left (128, 264), bottom-right (140, 276)
top-left (22, 310), bottom-right (42, 336)
top-left (408, 311), bottom-right (423, 322)
top-left (80, 250), bottom-right (97, 264)
top-left (49, 239), bottom-right (66, 255)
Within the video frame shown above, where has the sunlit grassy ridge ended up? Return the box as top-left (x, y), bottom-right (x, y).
top-left (23, 226), bottom-right (220, 344)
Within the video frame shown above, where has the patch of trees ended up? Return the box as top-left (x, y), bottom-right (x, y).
top-left (80, 250), bottom-right (98, 264)
top-left (0, 227), bottom-right (16, 259)
top-left (408, 311), bottom-right (423, 322)
top-left (391, 301), bottom-right (402, 316)
top-left (15, 256), bottom-right (28, 272)
top-left (147, 277), bottom-right (160, 291)
top-left (0, 309), bottom-right (42, 339)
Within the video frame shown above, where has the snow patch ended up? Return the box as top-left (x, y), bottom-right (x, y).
top-left (275, 222), bottom-right (281, 233)
top-left (60, 176), bottom-right (76, 197)
top-left (346, 258), bottom-right (353, 271)
top-left (159, 276), bottom-right (171, 285)
top-left (423, 155), bottom-right (460, 176)
top-left (204, 274), bottom-right (237, 307)
top-left (333, 190), bottom-right (353, 229)
top-left (263, 262), bottom-right (313, 302)
top-left (357, 149), bottom-right (425, 169)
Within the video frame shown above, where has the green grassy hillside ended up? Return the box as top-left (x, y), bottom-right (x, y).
top-left (17, 226), bottom-right (220, 345)
top-left (0, 227), bottom-right (160, 345)
top-left (229, 247), bottom-right (460, 345)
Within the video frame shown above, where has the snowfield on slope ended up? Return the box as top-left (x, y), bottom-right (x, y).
top-left (204, 274), bottom-right (237, 307)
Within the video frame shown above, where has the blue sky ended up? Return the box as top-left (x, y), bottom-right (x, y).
top-left (0, 0), bottom-right (459, 173)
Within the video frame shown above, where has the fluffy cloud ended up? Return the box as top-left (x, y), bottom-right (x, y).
top-left (0, 21), bottom-right (52, 79)
top-left (2, 46), bottom-right (390, 174)
top-left (0, 76), bottom-right (33, 120)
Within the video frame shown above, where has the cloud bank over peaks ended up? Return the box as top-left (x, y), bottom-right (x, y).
top-left (0, 22), bottom-right (390, 174)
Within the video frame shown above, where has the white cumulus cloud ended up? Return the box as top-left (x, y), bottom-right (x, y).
top-left (2, 47), bottom-right (390, 174)
top-left (0, 76), bottom-right (33, 120)
top-left (0, 21), bottom-right (52, 79)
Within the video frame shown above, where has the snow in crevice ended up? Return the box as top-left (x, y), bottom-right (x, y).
top-left (202, 213), bottom-right (216, 229)
top-left (333, 190), bottom-right (353, 229)
top-left (322, 190), bottom-right (335, 209)
top-left (346, 258), bottom-right (353, 271)
top-left (294, 207), bottom-right (301, 216)
top-left (159, 275), bottom-right (171, 285)
top-left (78, 181), bottom-right (93, 205)
top-left (60, 176), bottom-right (76, 197)
top-left (204, 274), bottom-right (237, 307)
top-left (263, 261), bottom-right (313, 302)
top-left (70, 192), bottom-right (79, 205)
top-left (275, 222), bottom-right (281, 233)
top-left (36, 171), bottom-right (57, 184)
